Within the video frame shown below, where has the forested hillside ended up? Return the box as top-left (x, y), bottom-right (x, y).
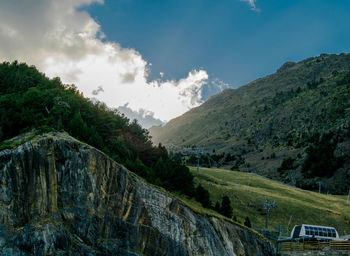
top-left (150, 53), bottom-right (350, 194)
top-left (0, 61), bottom-right (196, 198)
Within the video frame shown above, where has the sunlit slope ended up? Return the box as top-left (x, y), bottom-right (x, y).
top-left (190, 167), bottom-right (350, 236)
top-left (150, 53), bottom-right (350, 151)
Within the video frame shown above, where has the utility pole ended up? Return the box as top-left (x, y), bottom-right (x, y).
top-left (262, 199), bottom-right (277, 230)
top-left (197, 157), bottom-right (199, 172)
top-left (317, 181), bottom-right (322, 194)
top-left (194, 148), bottom-right (202, 172)
top-left (287, 215), bottom-right (293, 236)
top-left (278, 225), bottom-right (283, 239)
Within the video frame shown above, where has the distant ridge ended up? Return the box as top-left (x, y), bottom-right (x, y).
top-left (150, 53), bottom-right (350, 194)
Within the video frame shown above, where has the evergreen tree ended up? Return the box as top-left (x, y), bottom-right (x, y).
top-left (214, 201), bottom-right (221, 212)
top-left (233, 216), bottom-right (238, 222)
top-left (195, 184), bottom-right (212, 208)
top-left (220, 195), bottom-right (233, 218)
top-left (244, 216), bottom-right (252, 228)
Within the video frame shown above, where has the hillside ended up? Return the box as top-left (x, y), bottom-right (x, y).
top-left (0, 61), bottom-right (198, 199)
top-left (190, 167), bottom-right (350, 237)
top-left (150, 53), bottom-right (350, 194)
top-left (0, 132), bottom-right (274, 255)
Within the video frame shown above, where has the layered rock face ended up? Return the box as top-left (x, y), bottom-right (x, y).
top-left (0, 133), bottom-right (274, 255)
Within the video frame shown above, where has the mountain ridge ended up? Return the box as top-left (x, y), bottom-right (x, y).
top-left (149, 53), bottom-right (350, 194)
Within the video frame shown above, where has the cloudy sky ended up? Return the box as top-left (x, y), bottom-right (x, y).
top-left (0, 0), bottom-right (350, 127)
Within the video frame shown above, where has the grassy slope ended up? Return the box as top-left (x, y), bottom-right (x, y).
top-left (189, 166), bottom-right (350, 237)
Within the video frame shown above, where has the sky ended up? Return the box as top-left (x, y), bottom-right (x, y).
top-left (0, 0), bottom-right (350, 128)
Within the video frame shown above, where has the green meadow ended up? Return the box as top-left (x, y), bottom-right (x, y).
top-left (189, 167), bottom-right (350, 237)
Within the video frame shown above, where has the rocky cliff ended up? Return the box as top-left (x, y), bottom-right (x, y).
top-left (0, 132), bottom-right (274, 255)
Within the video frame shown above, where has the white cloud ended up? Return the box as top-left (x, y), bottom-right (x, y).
top-left (0, 0), bottom-right (225, 122)
top-left (92, 85), bottom-right (104, 96)
top-left (240, 0), bottom-right (260, 12)
top-left (117, 103), bottom-right (164, 129)
top-left (201, 78), bottom-right (230, 101)
top-left (0, 0), bottom-right (104, 66)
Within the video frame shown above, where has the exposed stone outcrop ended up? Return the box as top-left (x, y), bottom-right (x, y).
top-left (0, 132), bottom-right (275, 255)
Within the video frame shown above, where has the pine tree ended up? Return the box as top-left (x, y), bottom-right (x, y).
top-left (220, 195), bottom-right (233, 218)
top-left (195, 184), bottom-right (212, 208)
top-left (214, 201), bottom-right (221, 212)
top-left (244, 216), bottom-right (252, 228)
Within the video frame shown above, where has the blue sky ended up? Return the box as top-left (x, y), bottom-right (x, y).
top-left (0, 0), bottom-right (350, 127)
top-left (85, 0), bottom-right (350, 87)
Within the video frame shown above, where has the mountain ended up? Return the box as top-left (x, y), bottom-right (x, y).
top-left (149, 53), bottom-right (350, 194)
top-left (0, 132), bottom-right (274, 255)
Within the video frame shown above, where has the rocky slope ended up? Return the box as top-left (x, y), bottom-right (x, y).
top-left (0, 132), bottom-right (274, 255)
